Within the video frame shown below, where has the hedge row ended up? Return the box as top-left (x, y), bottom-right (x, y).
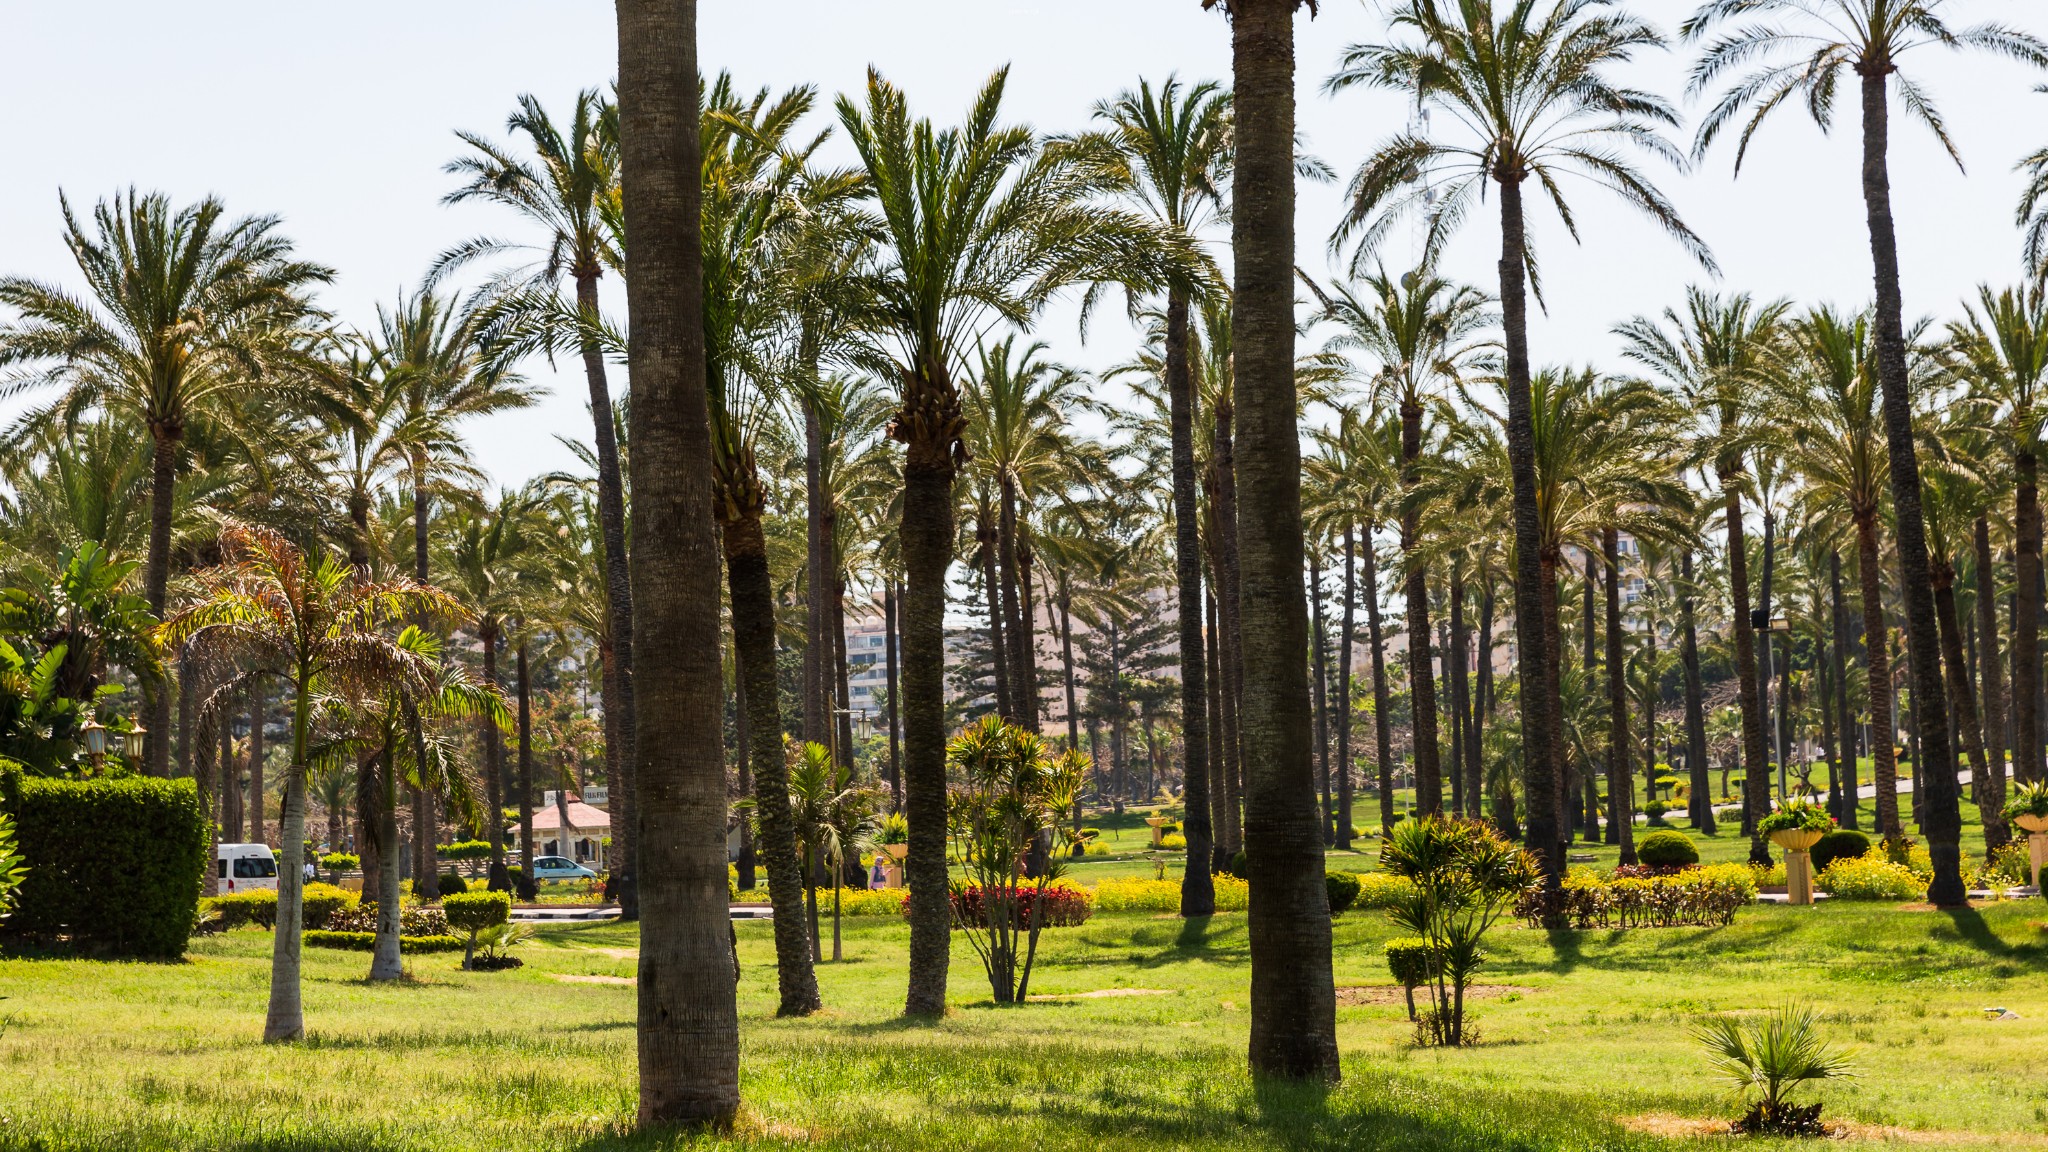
top-left (0, 769), bottom-right (208, 958)
top-left (303, 930), bottom-right (466, 953)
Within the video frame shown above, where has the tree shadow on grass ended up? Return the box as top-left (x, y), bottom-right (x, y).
top-left (1938, 906), bottom-right (2045, 960)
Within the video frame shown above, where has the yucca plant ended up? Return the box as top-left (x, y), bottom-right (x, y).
top-left (1694, 1003), bottom-right (1854, 1136)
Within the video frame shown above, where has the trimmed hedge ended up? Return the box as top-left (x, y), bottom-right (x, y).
top-left (303, 930), bottom-right (466, 953)
top-left (207, 889), bottom-right (279, 930)
top-left (443, 890), bottom-right (511, 934)
top-left (0, 770), bottom-right (208, 957)
top-left (1634, 830), bottom-right (1700, 868)
top-left (1384, 937), bottom-right (1441, 986)
top-left (1325, 870), bottom-right (1362, 914)
top-left (1810, 829), bottom-right (1872, 875)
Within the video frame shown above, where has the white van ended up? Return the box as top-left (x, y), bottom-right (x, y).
top-left (217, 843), bottom-right (279, 893)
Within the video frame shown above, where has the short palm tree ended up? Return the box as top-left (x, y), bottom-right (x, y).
top-left (836, 66), bottom-right (1185, 1017)
top-left (1683, 0), bottom-right (2048, 907)
top-left (0, 191), bottom-right (332, 772)
top-left (1329, 0), bottom-right (1714, 888)
top-left (786, 740), bottom-right (878, 965)
top-left (159, 522), bottom-right (464, 1042)
top-left (1694, 1003), bottom-right (1854, 1134)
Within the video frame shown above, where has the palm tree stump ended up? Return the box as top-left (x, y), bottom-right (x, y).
top-left (1769, 829), bottom-right (1825, 905)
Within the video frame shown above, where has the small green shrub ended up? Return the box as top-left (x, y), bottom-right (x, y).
top-left (1082, 841), bottom-right (1114, 857)
top-left (1227, 850), bottom-right (1249, 879)
top-left (1635, 830), bottom-right (1699, 868)
top-left (1809, 829), bottom-right (1872, 874)
top-left (1325, 870), bottom-right (1362, 914)
top-left (436, 840), bottom-right (493, 862)
top-left (317, 852), bottom-right (358, 875)
top-left (1974, 841), bottom-right (2032, 889)
top-left (1159, 833), bottom-right (1187, 851)
top-left (436, 872), bottom-right (468, 897)
top-left (1757, 798), bottom-right (1832, 836)
top-left (303, 930), bottom-right (465, 953)
top-left (2003, 781), bottom-right (2048, 822)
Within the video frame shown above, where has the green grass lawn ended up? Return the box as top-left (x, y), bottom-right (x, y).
top-left (6, 893), bottom-right (2048, 1150)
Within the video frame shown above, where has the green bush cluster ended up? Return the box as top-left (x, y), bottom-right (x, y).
top-left (323, 903), bottom-right (448, 936)
top-left (1159, 833), bottom-right (1187, 851)
top-left (317, 852), bottom-right (359, 874)
top-left (0, 770), bottom-right (208, 957)
top-left (437, 872), bottom-right (468, 896)
top-left (1091, 875), bottom-right (1249, 912)
top-left (1354, 871), bottom-right (1418, 910)
top-left (206, 889), bottom-right (278, 930)
top-left (1324, 870), bottom-right (1362, 914)
top-left (436, 840), bottom-right (493, 862)
top-left (442, 890), bottom-right (510, 934)
top-left (303, 930), bottom-right (466, 953)
top-left (1634, 830), bottom-right (1699, 868)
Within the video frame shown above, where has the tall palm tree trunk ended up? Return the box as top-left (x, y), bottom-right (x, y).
top-left (1497, 173), bottom-right (1561, 890)
top-left (1581, 552), bottom-right (1600, 841)
top-left (1000, 479), bottom-right (1037, 730)
top-left (1207, 586), bottom-right (1230, 867)
top-left (141, 430), bottom-right (178, 776)
top-left (482, 623), bottom-right (508, 891)
top-left (885, 583), bottom-right (903, 809)
top-left (1451, 563), bottom-right (1477, 819)
top-left (1400, 401), bottom-right (1442, 815)
top-left (833, 579), bottom-right (856, 772)
top-left (2014, 450), bottom-right (2040, 787)
top-left (615, 0), bottom-right (740, 1117)
top-left (263, 685), bottom-right (312, 1043)
top-left (410, 477), bottom-right (437, 898)
top-left (1857, 517), bottom-right (1904, 836)
top-left (1232, 0), bottom-right (1337, 1081)
top-left (1933, 558), bottom-right (2000, 853)
top-left (1310, 551), bottom-right (1333, 844)
top-left (517, 642), bottom-right (536, 902)
top-left (899, 412), bottom-right (958, 1017)
top-left (369, 744), bottom-right (404, 982)
top-left (1338, 523), bottom-right (1358, 847)
top-left (1171, 290), bottom-right (1215, 914)
top-left (1859, 65), bottom-right (1963, 904)
top-left (1214, 414), bottom-right (1247, 854)
top-left (1361, 526), bottom-right (1393, 835)
top-left (803, 404), bottom-right (832, 747)
top-left (1603, 527), bottom-right (1635, 864)
top-left (1830, 550), bottom-right (1858, 829)
top-left (720, 504), bottom-right (823, 1015)
top-left (1975, 519), bottom-right (2008, 842)
top-left (1680, 552), bottom-right (1714, 834)
top-left (249, 681), bottom-right (267, 846)
top-left (574, 270), bottom-right (639, 921)
top-left (1725, 488), bottom-right (1770, 862)
top-left (981, 522), bottom-right (1014, 720)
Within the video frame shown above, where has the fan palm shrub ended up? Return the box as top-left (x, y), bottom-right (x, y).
top-left (1694, 1003), bottom-right (1854, 1135)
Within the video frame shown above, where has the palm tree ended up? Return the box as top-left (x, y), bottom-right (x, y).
top-left (1917, 439), bottom-right (2010, 851)
top-left (1308, 268), bottom-right (1492, 816)
top-left (613, 0), bottom-right (738, 1122)
top-left (0, 191), bottom-right (332, 773)
top-left (699, 75), bottom-right (838, 1017)
top-left (1947, 286), bottom-right (2048, 787)
top-left (160, 522), bottom-right (463, 1042)
top-left (836, 66), bottom-right (1183, 1017)
top-left (436, 90), bottom-right (642, 911)
top-left (787, 740), bottom-right (879, 964)
top-left (1772, 307), bottom-right (1905, 838)
top-left (1200, 0), bottom-right (1340, 1082)
top-left (1331, 0), bottom-right (1714, 888)
top-left (1091, 75), bottom-right (1231, 915)
top-left (1683, 0), bottom-right (2048, 906)
top-left (1617, 289), bottom-right (1787, 853)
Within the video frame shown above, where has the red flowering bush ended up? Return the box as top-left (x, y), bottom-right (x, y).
top-left (912, 883), bottom-right (1093, 929)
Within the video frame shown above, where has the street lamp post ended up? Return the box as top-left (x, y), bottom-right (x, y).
top-left (79, 718), bottom-right (108, 776)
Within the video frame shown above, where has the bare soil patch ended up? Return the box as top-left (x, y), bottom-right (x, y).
top-left (1336, 984), bottom-right (1529, 1007)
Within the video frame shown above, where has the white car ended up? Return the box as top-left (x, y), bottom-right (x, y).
top-left (530, 856), bottom-right (599, 882)
top-left (217, 843), bottom-right (278, 893)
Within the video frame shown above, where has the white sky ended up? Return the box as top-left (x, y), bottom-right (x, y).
top-left (5, 1), bottom-right (2045, 489)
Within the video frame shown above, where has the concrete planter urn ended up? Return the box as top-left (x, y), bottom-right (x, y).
top-left (1146, 816), bottom-right (1170, 847)
top-left (2016, 815), bottom-right (2048, 892)
top-left (881, 842), bottom-right (908, 888)
top-left (1769, 828), bottom-right (1826, 905)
